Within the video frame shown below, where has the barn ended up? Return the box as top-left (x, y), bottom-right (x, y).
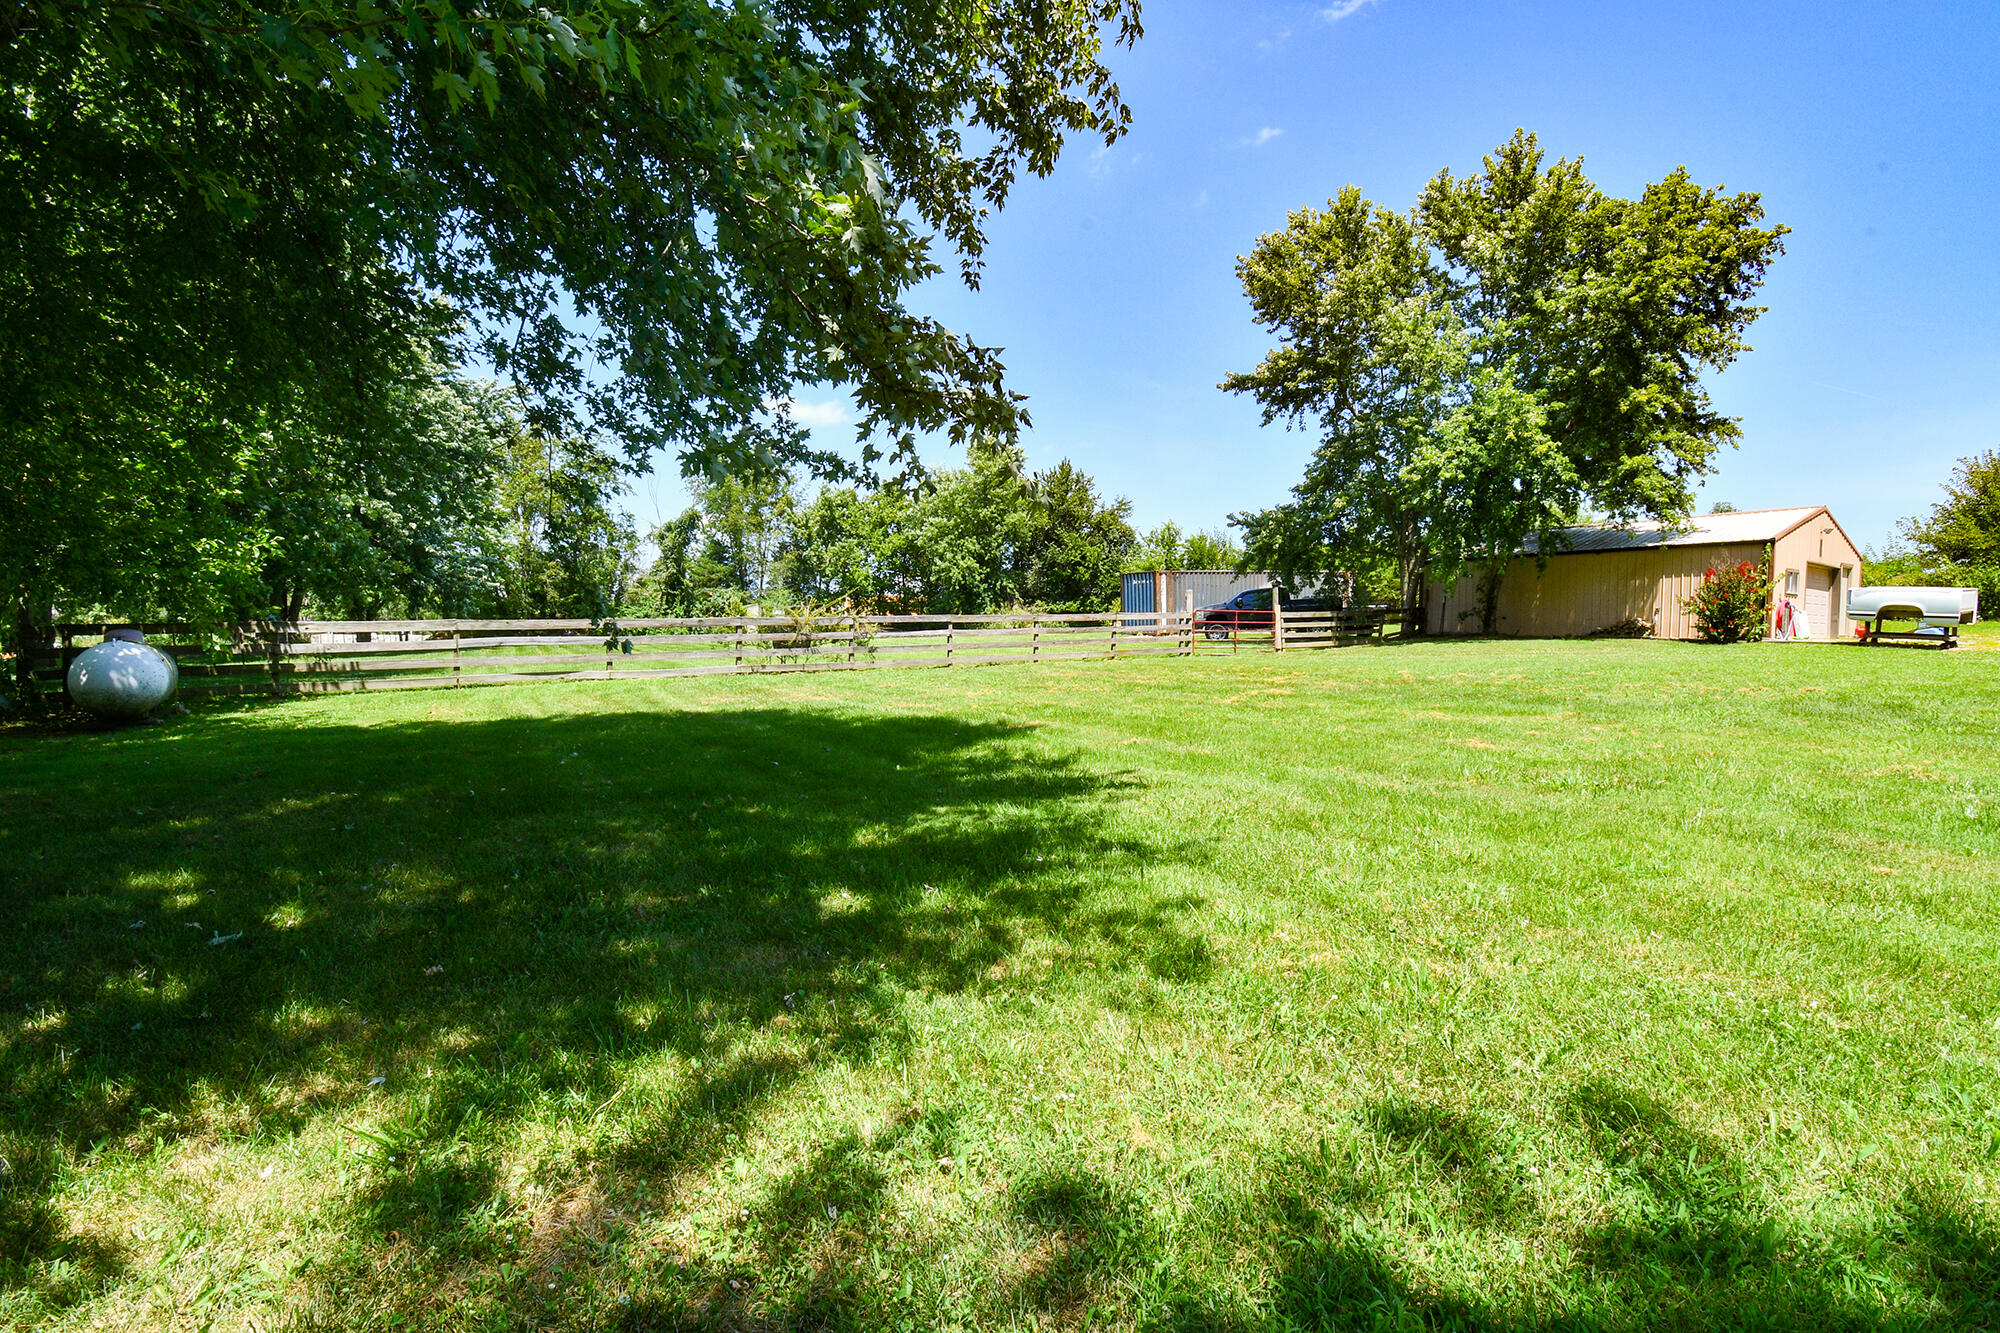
top-left (1427, 506), bottom-right (1865, 641)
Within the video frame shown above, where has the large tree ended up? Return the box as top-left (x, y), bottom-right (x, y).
top-left (1419, 131), bottom-right (1787, 520)
top-left (1017, 460), bottom-right (1135, 610)
top-left (249, 309), bottom-right (521, 623)
top-left (1226, 133), bottom-right (1787, 630)
top-left (1224, 186), bottom-right (1463, 621)
top-left (685, 470), bottom-right (801, 602)
top-left (1880, 451), bottom-right (2000, 610)
top-left (780, 441), bottom-right (1134, 613)
top-left (1, 0), bottom-right (1141, 683)
top-left (493, 434), bottom-right (639, 619)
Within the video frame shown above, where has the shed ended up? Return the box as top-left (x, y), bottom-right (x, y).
top-left (1122, 569), bottom-right (1272, 624)
top-left (1426, 506), bottom-right (1865, 641)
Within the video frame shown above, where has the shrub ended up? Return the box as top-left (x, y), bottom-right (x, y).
top-left (1682, 560), bottom-right (1772, 643)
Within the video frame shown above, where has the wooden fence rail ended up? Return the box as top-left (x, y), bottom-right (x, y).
top-left (27, 599), bottom-right (1391, 699)
top-left (28, 611), bottom-right (1196, 696)
top-left (1279, 606), bottom-right (1391, 644)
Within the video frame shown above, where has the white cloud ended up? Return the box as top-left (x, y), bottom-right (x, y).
top-left (766, 396), bottom-right (849, 429)
top-left (1089, 144), bottom-right (1144, 178)
top-left (789, 399), bottom-right (849, 429)
top-left (1243, 126), bottom-right (1284, 147)
top-left (1319, 0), bottom-right (1380, 20)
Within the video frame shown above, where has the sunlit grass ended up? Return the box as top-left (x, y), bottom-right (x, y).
top-left (2, 638), bottom-right (1996, 1330)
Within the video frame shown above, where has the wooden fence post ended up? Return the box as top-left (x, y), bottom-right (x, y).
top-left (266, 618), bottom-right (283, 695)
top-left (452, 621), bottom-right (461, 686)
top-left (1183, 589), bottom-right (1195, 656)
top-left (734, 614), bottom-right (747, 672)
top-left (1032, 614), bottom-right (1041, 664)
top-left (945, 620), bottom-right (954, 666)
top-left (1273, 585), bottom-right (1286, 653)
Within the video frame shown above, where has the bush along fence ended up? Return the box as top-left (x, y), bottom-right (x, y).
top-left (29, 596), bottom-right (1390, 699)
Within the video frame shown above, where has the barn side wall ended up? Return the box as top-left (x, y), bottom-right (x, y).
top-left (1428, 543), bottom-right (1770, 639)
top-left (1770, 514), bottom-right (1863, 640)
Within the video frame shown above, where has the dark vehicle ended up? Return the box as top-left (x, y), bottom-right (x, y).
top-left (1194, 587), bottom-right (1331, 638)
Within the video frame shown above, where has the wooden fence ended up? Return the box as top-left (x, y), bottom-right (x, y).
top-left (1191, 603), bottom-right (1391, 652)
top-left (1277, 606), bottom-right (1392, 647)
top-left (28, 600), bottom-right (1389, 698)
top-left (30, 612), bottom-right (1186, 696)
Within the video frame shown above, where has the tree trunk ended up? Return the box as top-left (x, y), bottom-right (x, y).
top-left (1396, 530), bottom-right (1428, 636)
top-left (10, 580), bottom-right (50, 707)
top-left (1477, 558), bottom-right (1506, 635)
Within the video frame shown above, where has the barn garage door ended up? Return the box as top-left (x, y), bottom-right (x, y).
top-left (1805, 564), bottom-right (1834, 640)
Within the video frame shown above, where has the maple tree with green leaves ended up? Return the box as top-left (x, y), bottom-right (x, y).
top-left (0, 0), bottom-right (1140, 687)
top-left (1226, 131), bottom-right (1788, 631)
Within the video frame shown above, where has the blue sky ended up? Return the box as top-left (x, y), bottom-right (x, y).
top-left (631, 0), bottom-right (2000, 554)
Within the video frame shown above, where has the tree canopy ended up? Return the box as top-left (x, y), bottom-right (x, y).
top-left (780, 439), bottom-right (1137, 614)
top-left (1127, 522), bottom-right (1242, 573)
top-left (6, 0), bottom-right (1140, 456)
top-left (1873, 450), bottom-right (2000, 610)
top-left (1, 0), bottom-right (1141, 682)
top-left (493, 434), bottom-right (640, 620)
top-left (1225, 132), bottom-right (1787, 629)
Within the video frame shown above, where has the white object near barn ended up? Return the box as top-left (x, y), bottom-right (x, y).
top-left (1846, 586), bottom-right (1979, 626)
top-left (67, 639), bottom-right (180, 718)
top-left (1846, 586), bottom-right (1980, 647)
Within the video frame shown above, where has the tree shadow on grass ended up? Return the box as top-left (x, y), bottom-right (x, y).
top-left (1358, 1098), bottom-right (1533, 1229)
top-left (9, 707), bottom-right (1993, 1331)
top-left (1006, 1168), bottom-right (1162, 1323)
top-left (0, 1134), bottom-right (131, 1319)
top-left (1242, 1082), bottom-right (2000, 1333)
top-left (948, 1086), bottom-right (1999, 1333)
top-left (0, 702), bottom-right (1185, 1323)
top-left (1551, 1080), bottom-right (2000, 1331)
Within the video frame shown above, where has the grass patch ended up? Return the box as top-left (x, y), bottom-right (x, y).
top-left (3, 638), bottom-right (1997, 1330)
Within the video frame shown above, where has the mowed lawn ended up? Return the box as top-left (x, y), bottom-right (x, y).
top-left (3, 637), bottom-right (1997, 1332)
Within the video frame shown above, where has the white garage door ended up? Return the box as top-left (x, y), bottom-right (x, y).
top-left (1805, 564), bottom-right (1834, 640)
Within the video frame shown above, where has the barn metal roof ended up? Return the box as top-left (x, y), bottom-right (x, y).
top-left (1520, 506), bottom-right (1825, 556)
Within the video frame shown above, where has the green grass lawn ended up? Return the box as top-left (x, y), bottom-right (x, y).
top-left (3, 638), bottom-right (1997, 1331)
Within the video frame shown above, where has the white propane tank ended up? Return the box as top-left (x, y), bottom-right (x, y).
top-left (67, 638), bottom-right (180, 719)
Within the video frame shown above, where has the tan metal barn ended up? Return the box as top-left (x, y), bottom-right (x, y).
top-left (1427, 506), bottom-right (1865, 641)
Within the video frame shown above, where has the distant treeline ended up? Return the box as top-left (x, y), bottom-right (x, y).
top-left (633, 441), bottom-right (1243, 618)
top-left (44, 372), bottom-right (1247, 626)
top-left (1865, 451), bottom-right (2000, 611)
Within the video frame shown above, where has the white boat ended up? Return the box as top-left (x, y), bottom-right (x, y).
top-left (1846, 586), bottom-right (1979, 627)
